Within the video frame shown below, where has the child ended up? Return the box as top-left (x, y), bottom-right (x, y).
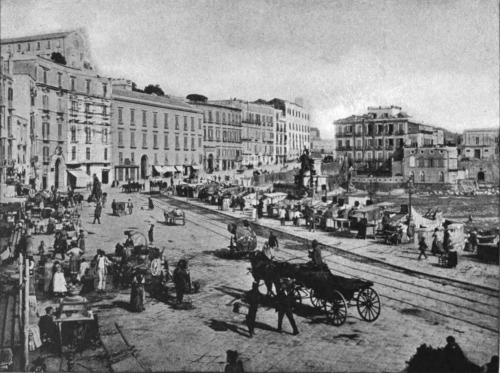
top-left (52, 264), bottom-right (67, 297)
top-left (418, 236), bottom-right (428, 260)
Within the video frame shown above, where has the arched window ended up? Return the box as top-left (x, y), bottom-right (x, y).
top-left (409, 156), bottom-right (415, 167)
top-left (439, 171), bottom-right (444, 182)
top-left (420, 171), bottom-right (425, 183)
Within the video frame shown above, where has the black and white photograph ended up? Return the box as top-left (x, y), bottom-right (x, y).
top-left (0, 0), bottom-right (498, 371)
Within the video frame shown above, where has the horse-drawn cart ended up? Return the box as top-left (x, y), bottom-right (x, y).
top-left (164, 208), bottom-right (186, 225)
top-left (227, 223), bottom-right (257, 258)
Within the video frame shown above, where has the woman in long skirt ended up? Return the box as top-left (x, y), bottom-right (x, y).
top-left (130, 272), bottom-right (145, 312)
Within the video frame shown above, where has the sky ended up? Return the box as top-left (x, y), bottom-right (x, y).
top-left (1, 0), bottom-right (498, 138)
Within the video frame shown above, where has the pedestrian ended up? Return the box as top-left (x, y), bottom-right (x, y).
top-left (173, 259), bottom-right (189, 304)
top-left (308, 240), bottom-right (323, 267)
top-left (93, 202), bottom-right (102, 224)
top-left (52, 263), bottom-right (67, 297)
top-left (293, 209), bottom-right (301, 226)
top-left (51, 233), bottom-right (66, 260)
top-left (252, 204), bottom-right (257, 221)
top-left (76, 230), bottom-right (85, 253)
top-left (77, 258), bottom-right (89, 282)
top-left (225, 350), bottom-right (244, 373)
top-left (127, 199), bottom-right (134, 215)
top-left (418, 236), bottom-right (428, 260)
top-left (111, 199), bottom-right (117, 216)
top-left (268, 231), bottom-right (279, 251)
top-left (245, 282), bottom-right (260, 337)
top-left (96, 250), bottom-right (111, 292)
top-left (257, 200), bottom-right (264, 219)
top-left (148, 224), bottom-right (154, 245)
top-left (148, 197), bottom-right (154, 210)
top-left (309, 209), bottom-right (316, 232)
top-left (38, 241), bottom-right (46, 257)
top-left (276, 281), bottom-right (299, 335)
top-left (443, 336), bottom-right (466, 371)
top-left (443, 226), bottom-right (451, 252)
top-left (468, 228), bottom-right (478, 252)
top-left (431, 228), bottom-right (445, 255)
top-left (130, 270), bottom-right (145, 312)
top-left (38, 307), bottom-right (58, 346)
top-left (101, 193), bottom-right (107, 208)
top-left (279, 206), bottom-right (286, 226)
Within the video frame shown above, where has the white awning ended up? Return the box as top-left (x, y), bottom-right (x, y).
top-left (153, 165), bottom-right (166, 174)
top-left (191, 165), bottom-right (201, 170)
top-left (163, 166), bottom-right (177, 173)
top-left (174, 166), bottom-right (183, 172)
top-left (67, 169), bottom-right (93, 188)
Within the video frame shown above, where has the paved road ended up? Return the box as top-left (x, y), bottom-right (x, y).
top-left (31, 187), bottom-right (499, 372)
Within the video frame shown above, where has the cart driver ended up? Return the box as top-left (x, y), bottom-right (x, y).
top-left (308, 240), bottom-right (324, 267)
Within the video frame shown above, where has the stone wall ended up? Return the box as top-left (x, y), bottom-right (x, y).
top-left (458, 156), bottom-right (500, 185)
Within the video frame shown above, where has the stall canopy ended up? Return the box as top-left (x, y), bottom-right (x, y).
top-left (174, 166), bottom-right (183, 172)
top-left (67, 169), bottom-right (93, 188)
top-left (163, 166), bottom-right (177, 173)
top-left (191, 165), bottom-right (201, 170)
top-left (153, 165), bottom-right (166, 174)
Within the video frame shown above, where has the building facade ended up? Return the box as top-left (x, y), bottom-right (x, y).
top-left (111, 80), bottom-right (204, 182)
top-left (9, 55), bottom-right (111, 190)
top-left (1, 30), bottom-right (95, 71)
top-left (0, 53), bottom-right (32, 185)
top-left (186, 101), bottom-right (242, 172)
top-left (334, 106), bottom-right (444, 171)
top-left (462, 127), bottom-right (499, 159)
top-left (268, 98), bottom-right (310, 161)
top-left (210, 99), bottom-right (276, 167)
top-left (392, 147), bottom-right (465, 184)
top-left (275, 110), bottom-right (286, 165)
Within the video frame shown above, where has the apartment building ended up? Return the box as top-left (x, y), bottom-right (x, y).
top-left (111, 80), bottom-right (203, 182)
top-left (462, 127), bottom-right (499, 159)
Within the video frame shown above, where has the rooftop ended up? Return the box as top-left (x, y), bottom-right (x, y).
top-left (1, 31), bottom-right (74, 44)
top-left (113, 89), bottom-right (200, 111)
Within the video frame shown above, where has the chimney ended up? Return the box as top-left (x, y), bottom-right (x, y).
top-left (112, 79), bottom-right (132, 91)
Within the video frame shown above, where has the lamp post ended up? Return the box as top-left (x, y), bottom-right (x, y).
top-left (405, 175), bottom-right (415, 222)
top-left (367, 175), bottom-right (374, 201)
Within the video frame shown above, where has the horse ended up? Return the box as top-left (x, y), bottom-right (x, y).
top-left (248, 251), bottom-right (289, 297)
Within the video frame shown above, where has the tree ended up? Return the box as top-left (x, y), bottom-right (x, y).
top-left (131, 82), bottom-right (143, 93)
top-left (50, 52), bottom-right (66, 65)
top-left (144, 84), bottom-right (165, 96)
top-left (186, 94), bottom-right (208, 103)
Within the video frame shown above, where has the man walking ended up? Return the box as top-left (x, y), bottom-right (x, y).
top-left (268, 232), bottom-right (279, 252)
top-left (148, 224), bottom-right (154, 245)
top-left (111, 199), bottom-right (117, 216)
top-left (279, 206), bottom-right (286, 226)
top-left (96, 250), bottom-right (111, 292)
top-left (245, 282), bottom-right (260, 337)
top-left (76, 230), bottom-right (85, 253)
top-left (418, 236), bottom-right (428, 260)
top-left (93, 202), bottom-right (102, 224)
top-left (309, 209), bottom-right (316, 232)
top-left (127, 199), bottom-right (134, 215)
top-left (276, 282), bottom-right (299, 335)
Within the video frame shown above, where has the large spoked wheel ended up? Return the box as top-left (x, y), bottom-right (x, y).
top-left (292, 286), bottom-right (308, 307)
top-left (324, 290), bottom-right (347, 326)
top-left (309, 290), bottom-right (325, 308)
top-left (356, 288), bottom-right (381, 322)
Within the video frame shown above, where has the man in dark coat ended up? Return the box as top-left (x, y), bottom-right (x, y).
top-left (173, 260), bottom-right (190, 304)
top-left (93, 202), bottom-right (102, 224)
top-left (276, 283), bottom-right (299, 335)
top-left (39, 307), bottom-right (59, 346)
top-left (268, 232), bottom-right (279, 250)
top-left (111, 199), bottom-right (117, 216)
top-left (245, 282), bottom-right (260, 337)
top-left (308, 240), bottom-right (323, 267)
top-left (148, 224), bottom-right (154, 245)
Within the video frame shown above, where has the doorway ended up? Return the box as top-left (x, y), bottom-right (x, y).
top-left (54, 159), bottom-right (61, 189)
top-left (207, 154), bottom-right (214, 171)
top-left (101, 170), bottom-right (109, 184)
top-left (478, 172), bottom-right (485, 182)
top-left (141, 155), bottom-right (149, 179)
top-left (474, 149), bottom-right (481, 159)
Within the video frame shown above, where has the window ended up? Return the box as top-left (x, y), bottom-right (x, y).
top-left (118, 152), bottom-right (123, 165)
top-left (164, 134), bottom-right (169, 149)
top-left (71, 100), bottom-right (78, 114)
top-left (86, 147), bottom-right (91, 160)
top-left (58, 73), bottom-right (62, 88)
top-left (216, 130), bottom-right (220, 140)
top-left (85, 127), bottom-right (92, 143)
top-left (142, 132), bottom-right (147, 148)
top-left (86, 80), bottom-right (91, 94)
top-left (47, 40), bottom-right (51, 48)
top-left (104, 148), bottom-right (108, 161)
top-left (420, 171), bottom-right (425, 183)
top-left (17, 44), bottom-right (21, 52)
top-left (130, 109), bottom-right (135, 125)
top-left (153, 112), bottom-right (158, 127)
top-left (118, 130), bottom-right (124, 147)
top-left (71, 126), bottom-right (76, 142)
top-left (42, 122), bottom-right (50, 140)
top-left (216, 112), bottom-right (220, 123)
top-left (429, 159), bottom-right (434, 167)
top-left (153, 133), bottom-right (158, 149)
top-left (208, 111), bottom-right (213, 122)
top-left (184, 136), bottom-right (188, 150)
top-left (58, 98), bottom-right (63, 113)
top-left (102, 84), bottom-right (107, 97)
top-left (154, 153), bottom-right (158, 165)
top-left (184, 116), bottom-right (188, 131)
top-left (85, 103), bottom-right (91, 115)
top-left (198, 118), bottom-right (202, 130)
top-left (58, 122), bottom-right (62, 140)
top-left (175, 135), bottom-right (180, 149)
top-left (130, 131), bottom-right (136, 147)
top-left (175, 116), bottom-right (179, 130)
top-left (118, 107), bottom-right (123, 123)
top-left (131, 152), bottom-right (135, 164)
top-left (102, 128), bottom-right (108, 143)
top-left (42, 95), bottom-right (49, 110)
top-left (27, 43), bottom-right (30, 51)
top-left (439, 171), bottom-right (444, 182)
top-left (191, 137), bottom-right (195, 150)
top-left (198, 137), bottom-right (202, 147)
top-left (142, 110), bottom-right (147, 126)
top-left (102, 106), bottom-right (107, 116)
top-left (71, 146), bottom-right (76, 160)
top-left (164, 113), bottom-right (169, 129)
top-left (191, 117), bottom-right (195, 131)
top-left (71, 77), bottom-right (75, 91)
top-left (409, 156), bottom-right (415, 167)
top-left (43, 146), bottom-right (50, 162)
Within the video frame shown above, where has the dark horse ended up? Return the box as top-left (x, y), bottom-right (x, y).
top-left (248, 251), bottom-right (293, 297)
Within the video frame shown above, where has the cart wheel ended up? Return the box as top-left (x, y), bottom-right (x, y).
top-left (292, 286), bottom-right (307, 306)
top-left (356, 288), bottom-right (381, 322)
top-left (309, 289), bottom-right (325, 308)
top-left (324, 290), bottom-right (347, 326)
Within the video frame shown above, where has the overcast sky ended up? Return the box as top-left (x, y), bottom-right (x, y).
top-left (2, 0), bottom-right (498, 138)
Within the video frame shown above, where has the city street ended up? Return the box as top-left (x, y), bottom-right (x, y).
top-left (31, 186), bottom-right (498, 372)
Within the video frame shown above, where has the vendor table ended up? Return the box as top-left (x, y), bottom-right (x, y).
top-left (333, 218), bottom-right (351, 233)
top-left (365, 223), bottom-right (377, 239)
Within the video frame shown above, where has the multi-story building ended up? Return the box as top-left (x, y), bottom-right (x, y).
top-left (462, 127), bottom-right (499, 159)
top-left (392, 147), bottom-right (465, 184)
top-left (111, 80), bottom-right (204, 182)
top-left (310, 127), bottom-right (320, 140)
top-left (210, 99), bottom-right (275, 167)
top-left (275, 110), bottom-right (287, 165)
top-left (0, 53), bottom-right (32, 185)
top-left (1, 29), bottom-right (95, 71)
top-left (334, 106), bottom-right (444, 171)
top-left (268, 98), bottom-right (311, 162)
top-left (185, 100), bottom-right (242, 172)
top-left (9, 55), bottom-right (111, 190)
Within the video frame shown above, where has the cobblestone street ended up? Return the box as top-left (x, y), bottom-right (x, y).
top-left (30, 186), bottom-right (499, 371)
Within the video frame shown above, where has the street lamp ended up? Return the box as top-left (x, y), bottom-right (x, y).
top-left (367, 175), bottom-right (374, 201)
top-left (405, 175), bottom-right (415, 222)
